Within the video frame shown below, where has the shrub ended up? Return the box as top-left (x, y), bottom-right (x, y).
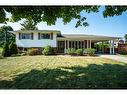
top-left (9, 42), bottom-right (18, 55)
top-left (42, 45), bottom-right (53, 55)
top-left (2, 42), bottom-right (10, 57)
top-left (76, 49), bottom-right (83, 56)
top-left (0, 55), bottom-right (4, 59)
top-left (66, 48), bottom-right (76, 55)
top-left (27, 48), bottom-right (41, 56)
top-left (85, 48), bottom-right (95, 56)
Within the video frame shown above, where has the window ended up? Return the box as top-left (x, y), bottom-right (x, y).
top-left (21, 33), bottom-right (32, 39)
top-left (40, 33), bottom-right (50, 39)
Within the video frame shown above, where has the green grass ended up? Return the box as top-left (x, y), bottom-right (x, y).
top-left (0, 55), bottom-right (127, 89)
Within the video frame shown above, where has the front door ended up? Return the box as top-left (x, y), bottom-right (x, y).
top-left (57, 41), bottom-right (65, 53)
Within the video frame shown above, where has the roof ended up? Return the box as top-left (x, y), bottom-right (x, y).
top-left (57, 34), bottom-right (121, 41)
top-left (13, 30), bottom-right (61, 33)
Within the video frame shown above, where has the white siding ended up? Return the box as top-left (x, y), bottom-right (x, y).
top-left (16, 32), bottom-right (57, 47)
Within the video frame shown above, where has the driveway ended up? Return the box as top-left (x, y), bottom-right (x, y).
top-left (99, 54), bottom-right (127, 63)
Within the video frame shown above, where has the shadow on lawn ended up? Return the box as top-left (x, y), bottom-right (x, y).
top-left (1, 63), bottom-right (127, 89)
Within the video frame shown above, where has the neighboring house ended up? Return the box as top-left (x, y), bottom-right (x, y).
top-left (13, 30), bottom-right (121, 54)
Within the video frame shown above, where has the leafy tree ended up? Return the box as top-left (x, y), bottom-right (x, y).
top-left (0, 25), bottom-right (15, 47)
top-left (0, 6), bottom-right (100, 27)
top-left (0, 6), bottom-right (127, 28)
top-left (20, 19), bottom-right (38, 30)
top-left (103, 6), bottom-right (127, 17)
top-left (124, 34), bottom-right (127, 42)
top-left (9, 42), bottom-right (18, 55)
top-left (94, 42), bottom-right (109, 53)
top-left (2, 42), bottom-right (10, 57)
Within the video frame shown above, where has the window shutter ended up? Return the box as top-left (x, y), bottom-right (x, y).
top-left (19, 33), bottom-right (21, 40)
top-left (38, 33), bottom-right (40, 40)
top-left (31, 33), bottom-right (33, 40)
top-left (51, 33), bottom-right (53, 40)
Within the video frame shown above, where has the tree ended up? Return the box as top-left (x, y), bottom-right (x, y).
top-left (9, 42), bottom-right (18, 55)
top-left (2, 42), bottom-right (10, 57)
top-left (0, 6), bottom-right (100, 28)
top-left (124, 34), bottom-right (127, 42)
top-left (103, 6), bottom-right (127, 17)
top-left (94, 42), bottom-right (109, 53)
top-left (0, 6), bottom-right (127, 28)
top-left (20, 19), bottom-right (38, 30)
top-left (0, 25), bottom-right (15, 47)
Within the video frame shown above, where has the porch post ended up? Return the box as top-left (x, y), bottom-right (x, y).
top-left (64, 40), bottom-right (66, 53)
top-left (71, 41), bottom-right (73, 48)
top-left (112, 40), bottom-right (115, 54)
top-left (77, 41), bottom-right (79, 49)
top-left (68, 40), bottom-right (69, 49)
top-left (109, 40), bottom-right (112, 54)
top-left (74, 41), bottom-right (76, 49)
top-left (90, 40), bottom-right (91, 49)
top-left (87, 40), bottom-right (89, 49)
top-left (84, 40), bottom-right (85, 49)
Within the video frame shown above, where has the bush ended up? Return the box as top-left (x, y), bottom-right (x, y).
top-left (2, 42), bottom-right (10, 57)
top-left (76, 49), bottom-right (83, 56)
top-left (0, 55), bottom-right (4, 59)
top-left (66, 48), bottom-right (76, 55)
top-left (85, 48), bottom-right (95, 56)
top-left (27, 48), bottom-right (41, 56)
top-left (42, 45), bottom-right (53, 55)
top-left (9, 42), bottom-right (18, 55)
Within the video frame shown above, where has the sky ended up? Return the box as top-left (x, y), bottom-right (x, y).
top-left (0, 6), bottom-right (127, 38)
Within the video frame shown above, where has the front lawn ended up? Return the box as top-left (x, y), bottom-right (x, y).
top-left (0, 55), bottom-right (127, 89)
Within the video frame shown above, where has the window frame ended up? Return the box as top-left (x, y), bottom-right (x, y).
top-left (20, 33), bottom-right (32, 39)
top-left (40, 33), bottom-right (51, 39)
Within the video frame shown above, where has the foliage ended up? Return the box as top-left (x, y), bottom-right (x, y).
top-left (66, 48), bottom-right (76, 55)
top-left (20, 19), bottom-right (38, 30)
top-left (2, 42), bottom-right (10, 57)
top-left (85, 48), bottom-right (95, 56)
top-left (42, 45), bottom-right (53, 55)
top-left (103, 6), bottom-right (127, 18)
top-left (27, 48), bottom-right (41, 56)
top-left (76, 49), bottom-right (83, 56)
top-left (124, 34), bottom-right (127, 42)
top-left (0, 55), bottom-right (126, 89)
top-left (0, 47), bottom-right (3, 54)
top-left (0, 6), bottom-right (127, 28)
top-left (94, 42), bottom-right (109, 53)
top-left (0, 25), bottom-right (15, 47)
top-left (1, 6), bottom-right (100, 28)
top-left (9, 42), bottom-right (18, 55)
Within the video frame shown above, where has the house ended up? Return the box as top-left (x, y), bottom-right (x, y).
top-left (14, 30), bottom-right (121, 54)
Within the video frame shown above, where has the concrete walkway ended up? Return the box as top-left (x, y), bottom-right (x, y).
top-left (99, 54), bottom-right (127, 63)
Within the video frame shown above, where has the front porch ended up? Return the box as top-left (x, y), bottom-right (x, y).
top-left (56, 34), bottom-right (120, 54)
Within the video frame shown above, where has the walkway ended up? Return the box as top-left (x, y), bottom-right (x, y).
top-left (99, 54), bottom-right (127, 63)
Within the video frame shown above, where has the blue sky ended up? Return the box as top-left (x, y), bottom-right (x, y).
top-left (0, 6), bottom-right (127, 38)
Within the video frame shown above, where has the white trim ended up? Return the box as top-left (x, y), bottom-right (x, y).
top-left (87, 40), bottom-right (89, 49)
top-left (64, 40), bottom-right (66, 53)
top-left (109, 40), bottom-right (112, 54)
top-left (112, 40), bottom-right (115, 54)
top-left (90, 40), bottom-right (91, 49)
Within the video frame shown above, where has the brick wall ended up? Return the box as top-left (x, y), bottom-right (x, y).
top-left (118, 44), bottom-right (127, 54)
